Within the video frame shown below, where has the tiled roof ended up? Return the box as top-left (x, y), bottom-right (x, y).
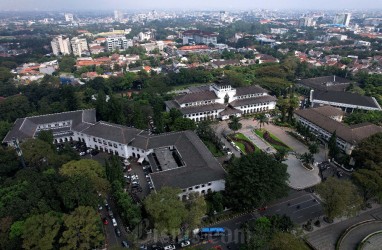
top-left (312, 90), bottom-right (381, 110)
top-left (295, 108), bottom-right (382, 144)
top-left (230, 95), bottom-right (277, 107)
top-left (179, 103), bottom-right (226, 115)
top-left (298, 76), bottom-right (351, 91)
top-left (220, 106), bottom-right (243, 116)
top-left (2, 109), bottom-right (96, 143)
top-left (149, 131), bottom-right (226, 189)
top-left (235, 85), bottom-right (268, 97)
top-left (312, 106), bottom-right (344, 117)
top-left (174, 91), bottom-right (218, 104)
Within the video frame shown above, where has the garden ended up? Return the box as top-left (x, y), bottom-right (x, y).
top-left (254, 129), bottom-right (291, 152)
top-left (228, 133), bottom-right (259, 155)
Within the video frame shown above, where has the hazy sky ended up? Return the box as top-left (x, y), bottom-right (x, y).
top-left (1, 0), bottom-right (381, 11)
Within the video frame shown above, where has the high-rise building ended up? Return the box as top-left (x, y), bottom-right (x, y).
top-left (51, 35), bottom-right (72, 56)
top-left (333, 13), bottom-right (351, 27)
top-left (64, 13), bottom-right (74, 22)
top-left (114, 10), bottom-right (124, 21)
top-left (71, 37), bottom-right (89, 57)
top-left (106, 36), bottom-right (133, 51)
top-left (298, 17), bottom-right (315, 27)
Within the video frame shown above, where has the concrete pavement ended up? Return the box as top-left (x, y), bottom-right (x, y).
top-left (285, 155), bottom-right (321, 189)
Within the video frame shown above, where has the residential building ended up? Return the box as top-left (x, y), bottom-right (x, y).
top-left (333, 13), bottom-right (351, 27)
top-left (114, 10), bottom-right (124, 21)
top-left (294, 106), bottom-right (382, 154)
top-left (141, 41), bottom-right (164, 52)
top-left (2, 109), bottom-right (226, 198)
top-left (64, 13), bottom-right (74, 22)
top-left (71, 37), bottom-right (89, 57)
top-left (51, 35), bottom-right (72, 56)
top-left (165, 80), bottom-right (277, 122)
top-left (138, 31), bottom-right (154, 42)
top-left (299, 17), bottom-right (315, 27)
top-left (354, 40), bottom-right (371, 47)
top-left (182, 30), bottom-right (218, 45)
top-left (106, 36), bottom-right (133, 51)
top-left (298, 76), bottom-right (352, 92)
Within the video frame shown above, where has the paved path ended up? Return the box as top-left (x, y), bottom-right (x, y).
top-left (362, 232), bottom-right (382, 250)
top-left (306, 207), bottom-right (382, 250)
top-left (240, 126), bottom-right (276, 154)
top-left (340, 221), bottom-right (382, 250)
top-left (285, 155), bottom-right (321, 189)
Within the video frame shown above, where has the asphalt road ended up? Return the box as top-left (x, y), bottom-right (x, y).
top-left (197, 190), bottom-right (323, 250)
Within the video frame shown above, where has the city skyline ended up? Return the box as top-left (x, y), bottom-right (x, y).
top-left (1, 0), bottom-right (382, 11)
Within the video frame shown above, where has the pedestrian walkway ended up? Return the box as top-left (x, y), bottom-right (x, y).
top-left (239, 126), bottom-right (277, 154)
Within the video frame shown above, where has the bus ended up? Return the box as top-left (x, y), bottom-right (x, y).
top-left (199, 227), bottom-right (226, 238)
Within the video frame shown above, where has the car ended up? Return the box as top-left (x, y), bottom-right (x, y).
top-left (121, 240), bottom-right (130, 248)
top-left (115, 227), bottom-right (121, 237)
top-left (180, 241), bottom-right (191, 247)
top-left (103, 218), bottom-right (109, 225)
top-left (108, 210), bottom-right (114, 218)
top-left (79, 151), bottom-right (86, 156)
top-left (140, 245), bottom-right (148, 250)
top-left (164, 245), bottom-right (176, 250)
top-left (112, 218), bottom-right (118, 227)
top-left (86, 149), bottom-right (92, 154)
top-left (337, 171), bottom-right (343, 178)
top-left (258, 206), bottom-right (268, 211)
top-left (98, 204), bottom-right (103, 211)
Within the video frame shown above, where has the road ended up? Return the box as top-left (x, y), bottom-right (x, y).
top-left (197, 189), bottom-right (323, 250)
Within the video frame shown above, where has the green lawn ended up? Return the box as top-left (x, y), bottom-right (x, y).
top-left (234, 133), bottom-right (260, 152)
top-left (254, 129), bottom-right (291, 151)
top-left (232, 141), bottom-right (246, 154)
top-left (203, 140), bottom-right (225, 157)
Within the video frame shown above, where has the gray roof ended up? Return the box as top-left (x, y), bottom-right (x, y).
top-left (235, 85), bottom-right (268, 97)
top-left (298, 76), bottom-right (351, 91)
top-left (165, 100), bottom-right (225, 115)
top-left (174, 91), bottom-right (218, 104)
top-left (149, 131), bottom-right (226, 189)
top-left (81, 121), bottom-right (144, 145)
top-left (230, 95), bottom-right (277, 107)
top-left (295, 108), bottom-right (382, 144)
top-left (220, 106), bottom-right (243, 116)
top-left (312, 90), bottom-right (381, 110)
top-left (312, 106), bottom-right (344, 117)
top-left (2, 109), bottom-right (96, 143)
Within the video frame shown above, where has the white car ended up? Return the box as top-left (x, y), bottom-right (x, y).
top-left (180, 241), bottom-right (190, 247)
top-left (112, 218), bottom-right (117, 227)
top-left (164, 245), bottom-right (176, 250)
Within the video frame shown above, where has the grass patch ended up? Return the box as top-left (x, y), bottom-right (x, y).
top-left (232, 141), bottom-right (246, 154)
top-left (254, 129), bottom-right (291, 151)
top-left (234, 133), bottom-right (260, 152)
top-left (203, 140), bottom-right (225, 157)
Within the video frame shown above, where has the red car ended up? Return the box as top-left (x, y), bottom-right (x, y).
top-left (103, 218), bottom-right (109, 225)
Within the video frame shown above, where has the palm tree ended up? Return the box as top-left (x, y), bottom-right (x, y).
top-left (257, 113), bottom-right (269, 129)
top-left (228, 116), bottom-right (242, 134)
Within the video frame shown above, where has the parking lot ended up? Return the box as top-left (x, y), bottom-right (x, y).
top-left (319, 161), bottom-right (350, 181)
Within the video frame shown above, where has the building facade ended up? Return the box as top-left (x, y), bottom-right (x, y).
top-left (294, 106), bottom-right (382, 155)
top-left (333, 13), bottom-right (351, 27)
top-left (106, 36), bottom-right (133, 51)
top-left (71, 37), bottom-right (89, 57)
top-left (51, 35), bottom-right (72, 56)
top-left (165, 83), bottom-right (277, 122)
top-left (2, 110), bottom-right (226, 197)
top-left (182, 30), bottom-right (218, 45)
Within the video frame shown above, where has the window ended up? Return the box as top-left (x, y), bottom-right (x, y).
top-left (195, 186), bottom-right (200, 189)
top-left (202, 184), bottom-right (205, 188)
top-left (208, 182), bottom-right (212, 186)
top-left (188, 187), bottom-right (193, 191)
top-left (93, 138), bottom-right (96, 142)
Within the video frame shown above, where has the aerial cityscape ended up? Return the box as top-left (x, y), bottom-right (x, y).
top-left (0, 1), bottom-right (382, 250)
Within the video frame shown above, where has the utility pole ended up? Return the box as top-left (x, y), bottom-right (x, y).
top-left (12, 138), bottom-right (26, 168)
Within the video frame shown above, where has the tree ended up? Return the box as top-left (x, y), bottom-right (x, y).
top-left (257, 113), bottom-right (269, 129)
top-left (316, 177), bottom-right (362, 221)
top-left (22, 212), bottom-right (62, 250)
top-left (144, 187), bottom-right (187, 236)
top-left (308, 143), bottom-right (319, 155)
top-left (105, 156), bottom-right (124, 185)
top-left (243, 217), bottom-right (272, 250)
top-left (269, 232), bottom-right (309, 250)
top-left (21, 139), bottom-right (58, 169)
top-left (59, 206), bottom-right (104, 250)
top-left (352, 133), bottom-right (382, 169)
top-left (59, 159), bottom-right (110, 194)
top-left (328, 131), bottom-right (339, 159)
top-left (184, 192), bottom-right (207, 230)
top-left (287, 95), bottom-right (299, 123)
top-left (59, 56), bottom-right (76, 73)
top-left (299, 152), bottom-right (314, 166)
top-left (37, 130), bottom-right (54, 147)
top-left (171, 117), bottom-right (196, 132)
top-left (225, 152), bottom-right (289, 211)
top-left (0, 120), bottom-right (11, 141)
top-left (352, 167), bottom-right (382, 203)
top-left (274, 148), bottom-right (288, 162)
top-left (206, 192), bottom-right (224, 216)
top-left (228, 116), bottom-right (242, 133)
top-left (58, 175), bottom-right (98, 211)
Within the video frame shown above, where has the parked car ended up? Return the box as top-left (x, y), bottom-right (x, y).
top-left (122, 240), bottom-right (130, 248)
top-left (108, 210), bottom-right (114, 218)
top-left (102, 218), bottom-right (108, 225)
top-left (115, 227), bottom-right (121, 237)
top-left (112, 218), bottom-right (118, 227)
top-left (79, 151), bottom-right (86, 156)
top-left (164, 245), bottom-right (176, 250)
top-left (180, 241), bottom-right (191, 247)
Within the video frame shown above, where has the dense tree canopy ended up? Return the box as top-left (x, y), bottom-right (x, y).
top-left (352, 133), bottom-right (382, 169)
top-left (225, 152), bottom-right (289, 211)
